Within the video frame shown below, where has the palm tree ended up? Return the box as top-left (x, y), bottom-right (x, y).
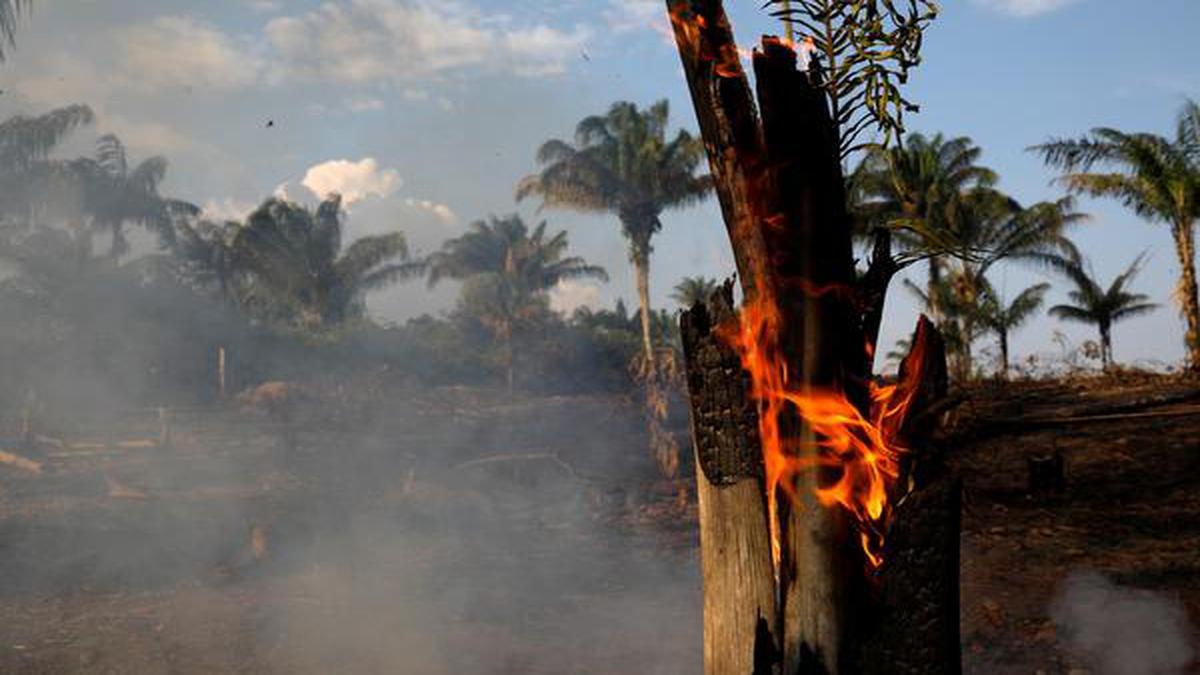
top-left (231, 195), bottom-right (419, 328)
top-left (516, 100), bottom-right (711, 366)
top-left (852, 133), bottom-right (997, 320)
top-left (427, 214), bottom-right (608, 391)
top-left (0, 0), bottom-right (30, 61)
top-left (670, 275), bottom-right (719, 308)
top-left (69, 134), bottom-right (198, 259)
top-left (0, 104), bottom-right (95, 222)
top-left (1048, 255), bottom-right (1158, 370)
top-left (174, 218), bottom-right (241, 301)
top-left (1032, 100), bottom-right (1200, 371)
top-left (897, 186), bottom-right (1083, 379)
top-left (978, 278), bottom-right (1050, 378)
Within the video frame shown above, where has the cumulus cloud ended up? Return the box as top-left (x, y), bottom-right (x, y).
top-left (117, 16), bottom-right (262, 91)
top-left (972, 0), bottom-right (1080, 17)
top-left (404, 198), bottom-right (457, 225)
top-left (550, 280), bottom-right (604, 315)
top-left (264, 0), bottom-right (589, 84)
top-left (301, 158), bottom-right (403, 205)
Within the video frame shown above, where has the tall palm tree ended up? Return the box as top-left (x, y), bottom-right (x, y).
top-left (427, 214), bottom-right (607, 390)
top-left (978, 278), bottom-right (1050, 378)
top-left (1032, 100), bottom-right (1200, 371)
top-left (516, 100), bottom-right (711, 366)
top-left (670, 275), bottom-right (719, 308)
top-left (70, 134), bottom-right (197, 259)
top-left (231, 195), bottom-right (419, 328)
top-left (1048, 255), bottom-right (1158, 370)
top-left (852, 132), bottom-right (997, 320)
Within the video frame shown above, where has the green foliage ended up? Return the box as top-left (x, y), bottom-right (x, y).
top-left (855, 130), bottom-right (1085, 380)
top-left (518, 99), bottom-right (710, 363)
top-left (769, 0), bottom-right (939, 155)
top-left (427, 213), bottom-right (607, 389)
top-left (1047, 253), bottom-right (1158, 369)
top-left (979, 280), bottom-right (1050, 336)
top-left (978, 278), bottom-right (1050, 376)
top-left (0, 0), bottom-right (29, 61)
top-left (229, 195), bottom-right (421, 330)
top-left (66, 134), bottom-right (198, 257)
top-left (517, 100), bottom-right (711, 264)
top-left (670, 275), bottom-right (720, 308)
top-left (1032, 100), bottom-right (1200, 367)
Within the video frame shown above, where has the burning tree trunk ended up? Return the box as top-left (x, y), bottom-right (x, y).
top-left (669, 1), bottom-right (959, 673)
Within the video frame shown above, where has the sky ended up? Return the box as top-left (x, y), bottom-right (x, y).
top-left (2, 0), bottom-right (1198, 372)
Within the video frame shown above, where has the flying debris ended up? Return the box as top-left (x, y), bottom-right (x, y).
top-left (266, 119), bottom-right (275, 128)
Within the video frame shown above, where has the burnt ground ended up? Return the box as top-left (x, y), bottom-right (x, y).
top-left (953, 376), bottom-right (1200, 674)
top-left (0, 377), bottom-right (1197, 673)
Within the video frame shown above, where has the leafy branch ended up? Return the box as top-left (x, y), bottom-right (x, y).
top-left (767, 0), bottom-right (939, 158)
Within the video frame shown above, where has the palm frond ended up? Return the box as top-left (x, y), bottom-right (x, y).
top-left (0, 0), bottom-right (30, 61)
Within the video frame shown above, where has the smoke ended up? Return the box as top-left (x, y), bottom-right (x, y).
top-left (1050, 570), bottom-right (1196, 675)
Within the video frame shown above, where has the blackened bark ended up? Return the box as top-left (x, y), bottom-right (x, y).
top-left (681, 283), bottom-right (780, 675)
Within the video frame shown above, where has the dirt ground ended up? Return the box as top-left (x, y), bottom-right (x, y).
top-left (0, 378), bottom-right (1197, 673)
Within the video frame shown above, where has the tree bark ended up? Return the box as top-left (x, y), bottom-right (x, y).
top-left (999, 331), bottom-right (1009, 380)
top-left (1100, 324), bottom-right (1113, 370)
top-left (1172, 221), bottom-right (1200, 371)
top-left (634, 252), bottom-right (656, 368)
top-left (682, 286), bottom-right (779, 675)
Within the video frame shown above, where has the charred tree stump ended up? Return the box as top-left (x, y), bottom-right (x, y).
top-left (669, 1), bottom-right (960, 673)
top-left (682, 286), bottom-right (779, 674)
top-left (1027, 450), bottom-right (1066, 496)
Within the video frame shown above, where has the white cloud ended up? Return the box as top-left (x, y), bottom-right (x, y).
top-left (972, 0), bottom-right (1079, 17)
top-left (117, 16), bottom-right (262, 91)
top-left (550, 280), bottom-right (603, 315)
top-left (248, 0), bottom-right (283, 13)
top-left (604, 0), bottom-right (665, 33)
top-left (301, 158), bottom-right (403, 205)
top-left (264, 0), bottom-right (589, 84)
top-left (348, 97), bottom-right (386, 112)
top-left (201, 197), bottom-right (259, 222)
top-left (404, 198), bottom-right (457, 225)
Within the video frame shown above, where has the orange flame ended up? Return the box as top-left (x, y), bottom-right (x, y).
top-left (666, 1), bottom-right (921, 574)
top-left (668, 4), bottom-right (743, 79)
top-left (721, 289), bottom-right (925, 573)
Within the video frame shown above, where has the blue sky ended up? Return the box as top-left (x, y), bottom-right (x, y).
top-left (3, 0), bottom-right (1197, 372)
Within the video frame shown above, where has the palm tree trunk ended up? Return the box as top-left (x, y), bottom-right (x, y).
top-left (504, 324), bottom-right (515, 394)
top-left (1171, 221), bottom-right (1200, 371)
top-left (999, 330), bottom-right (1009, 379)
top-left (634, 250), bottom-right (655, 368)
top-left (927, 256), bottom-right (943, 324)
top-left (1100, 325), bottom-right (1112, 371)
